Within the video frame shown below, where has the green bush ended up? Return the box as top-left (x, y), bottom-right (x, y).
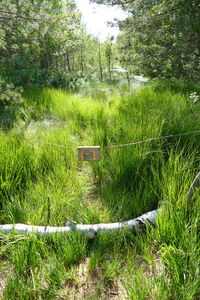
top-left (47, 69), bottom-right (81, 92)
top-left (0, 78), bottom-right (24, 128)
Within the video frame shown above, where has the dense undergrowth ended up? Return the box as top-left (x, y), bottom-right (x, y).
top-left (0, 81), bottom-right (199, 299)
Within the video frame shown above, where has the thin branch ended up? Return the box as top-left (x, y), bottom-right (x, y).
top-left (0, 10), bottom-right (20, 15)
top-left (89, 0), bottom-right (135, 6)
top-left (111, 0), bottom-right (135, 4)
top-left (0, 14), bottom-right (40, 21)
top-left (0, 10), bottom-right (70, 21)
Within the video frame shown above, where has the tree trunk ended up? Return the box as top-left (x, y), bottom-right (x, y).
top-left (80, 46), bottom-right (84, 77)
top-left (98, 43), bottom-right (103, 81)
top-left (0, 210), bottom-right (158, 238)
top-left (66, 51), bottom-right (71, 72)
top-left (108, 59), bottom-right (112, 81)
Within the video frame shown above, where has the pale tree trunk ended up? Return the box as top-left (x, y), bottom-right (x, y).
top-left (98, 43), bottom-right (103, 81)
top-left (80, 46), bottom-right (84, 77)
top-left (0, 210), bottom-right (158, 238)
top-left (66, 51), bottom-right (71, 72)
top-left (108, 58), bottom-right (112, 82)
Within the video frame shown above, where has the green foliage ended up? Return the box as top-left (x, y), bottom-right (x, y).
top-left (0, 0), bottom-right (124, 90)
top-left (0, 78), bottom-right (24, 128)
top-left (0, 83), bottom-right (199, 298)
top-left (1, 0), bottom-right (199, 297)
top-left (0, 0), bottom-right (122, 90)
top-left (114, 0), bottom-right (200, 81)
top-left (47, 69), bottom-right (81, 92)
top-left (0, 78), bottom-right (23, 112)
top-left (1, 233), bottom-right (87, 299)
top-left (0, 0), bottom-right (84, 87)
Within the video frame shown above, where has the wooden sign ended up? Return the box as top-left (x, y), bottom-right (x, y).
top-left (78, 146), bottom-right (100, 161)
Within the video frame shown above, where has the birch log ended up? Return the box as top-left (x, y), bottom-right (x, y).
top-left (0, 209), bottom-right (159, 238)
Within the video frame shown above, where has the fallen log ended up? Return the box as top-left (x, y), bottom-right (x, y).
top-left (0, 209), bottom-right (158, 238)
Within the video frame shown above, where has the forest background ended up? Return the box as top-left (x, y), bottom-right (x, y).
top-left (1, 0), bottom-right (200, 92)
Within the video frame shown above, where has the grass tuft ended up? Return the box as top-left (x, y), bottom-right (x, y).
top-left (0, 81), bottom-right (199, 298)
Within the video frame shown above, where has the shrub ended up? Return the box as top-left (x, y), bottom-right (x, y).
top-left (47, 69), bottom-right (81, 92)
top-left (0, 77), bottom-right (24, 128)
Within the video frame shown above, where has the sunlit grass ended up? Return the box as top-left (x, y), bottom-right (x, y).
top-left (0, 81), bottom-right (199, 299)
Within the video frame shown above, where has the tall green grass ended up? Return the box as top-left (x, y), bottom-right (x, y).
top-left (0, 81), bottom-right (199, 299)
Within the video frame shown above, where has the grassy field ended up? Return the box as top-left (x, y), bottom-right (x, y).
top-left (0, 81), bottom-right (199, 299)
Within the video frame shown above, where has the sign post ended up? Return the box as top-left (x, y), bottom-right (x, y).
top-left (78, 146), bottom-right (100, 162)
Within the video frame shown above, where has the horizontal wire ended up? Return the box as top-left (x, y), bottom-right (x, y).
top-left (105, 130), bottom-right (200, 149)
top-left (1, 130), bottom-right (200, 150)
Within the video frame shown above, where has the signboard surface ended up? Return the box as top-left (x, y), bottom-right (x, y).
top-left (78, 146), bottom-right (100, 161)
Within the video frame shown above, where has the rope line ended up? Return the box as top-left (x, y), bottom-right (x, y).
top-left (1, 130), bottom-right (200, 150)
top-left (105, 130), bottom-right (200, 149)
